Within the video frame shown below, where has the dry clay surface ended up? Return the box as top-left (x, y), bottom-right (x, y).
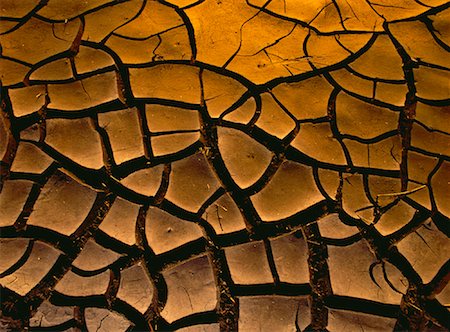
top-left (0, 0), bottom-right (449, 331)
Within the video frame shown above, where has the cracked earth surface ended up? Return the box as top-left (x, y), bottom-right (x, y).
top-left (0, 0), bottom-right (449, 331)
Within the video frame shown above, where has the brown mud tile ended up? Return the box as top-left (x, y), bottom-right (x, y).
top-left (28, 172), bottom-right (97, 236)
top-left (375, 82), bottom-right (408, 107)
top-left (344, 135), bottom-right (402, 171)
top-left (8, 85), bottom-right (46, 117)
top-left (119, 165), bottom-right (163, 197)
top-left (10, 142), bottom-right (53, 174)
top-left (151, 132), bottom-right (200, 156)
top-left (161, 254), bottom-right (218, 323)
top-left (397, 221), bottom-right (450, 284)
top-left (0, 18), bottom-right (80, 64)
top-left (327, 309), bottom-right (396, 332)
top-left (176, 324), bottom-right (220, 332)
top-left (145, 206), bottom-right (203, 255)
top-left (129, 64), bottom-right (200, 103)
top-left (255, 93), bottom-right (295, 139)
top-left (414, 66), bottom-right (450, 101)
top-left (390, 20), bottom-right (450, 69)
top-left (369, 0), bottom-right (429, 20)
top-left (117, 261), bottom-right (154, 314)
top-left (238, 296), bottom-right (310, 332)
top-left (436, 283), bottom-right (450, 308)
top-left (99, 197), bottom-right (139, 246)
top-left (291, 122), bottom-right (347, 165)
top-left (406, 182), bottom-right (432, 211)
top-left (72, 239), bottom-right (122, 271)
top-left (0, 59), bottom-right (30, 86)
top-left (115, 0), bottom-right (183, 39)
top-left (166, 152), bottom-right (221, 212)
top-left (317, 168), bottom-right (341, 200)
top-left (224, 241), bottom-right (273, 285)
top-left (222, 97), bottom-right (256, 124)
top-left (251, 161), bottom-right (324, 222)
top-left (19, 123), bottom-right (41, 141)
top-left (328, 239), bottom-right (406, 304)
top-left (329, 69), bottom-right (373, 100)
top-left (36, 0), bottom-right (110, 20)
top-left (0, 116), bottom-right (9, 159)
top-left (0, 180), bottom-right (34, 227)
top-left (0, 241), bottom-right (61, 296)
top-left (271, 75), bottom-right (333, 121)
top-left (29, 301), bottom-right (74, 328)
top-left (349, 35), bottom-right (404, 80)
top-left (270, 232), bottom-right (310, 284)
top-left (45, 118), bottom-right (104, 169)
top-left (0, 238), bottom-right (30, 274)
top-left (318, 213), bottom-right (359, 239)
top-left (105, 34), bottom-right (160, 64)
top-left (430, 161), bottom-right (450, 218)
top-left (55, 270), bottom-right (110, 297)
top-left (146, 104), bottom-right (200, 132)
top-left (218, 126), bottom-right (273, 189)
top-left (335, 92), bottom-right (398, 139)
top-left (411, 122), bottom-right (450, 157)
top-left (432, 8), bottom-right (450, 46)
top-left (29, 58), bottom-right (73, 81)
top-left (341, 173), bottom-right (374, 223)
top-left (202, 193), bottom-right (246, 235)
top-left (415, 103), bottom-right (450, 135)
top-left (0, 20), bottom-right (17, 34)
top-left (153, 26), bottom-right (192, 62)
top-left (48, 71), bottom-right (120, 111)
top-left (98, 108), bottom-right (145, 164)
top-left (84, 308), bottom-right (132, 332)
top-left (367, 175), bottom-right (402, 207)
top-left (74, 46), bottom-right (114, 75)
top-left (202, 69), bottom-right (247, 118)
top-left (0, 0), bottom-right (40, 18)
top-left (82, 0), bottom-right (144, 42)
top-left (375, 200), bottom-right (416, 236)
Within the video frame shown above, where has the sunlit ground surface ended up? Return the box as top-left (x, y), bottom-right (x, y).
top-left (0, 0), bottom-right (449, 331)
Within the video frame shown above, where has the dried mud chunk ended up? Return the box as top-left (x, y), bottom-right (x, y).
top-left (222, 97), bottom-right (256, 124)
top-left (291, 122), bottom-right (347, 165)
top-left (105, 35), bottom-right (160, 64)
top-left (407, 151), bottom-right (439, 184)
top-left (98, 108), bottom-right (145, 164)
top-left (251, 161), bottom-right (324, 221)
top-left (55, 270), bottom-right (110, 297)
top-left (368, 175), bottom-right (402, 207)
top-left (0, 0), bottom-right (40, 18)
top-left (166, 153), bottom-right (220, 212)
top-left (341, 174), bottom-right (374, 222)
top-left (48, 71), bottom-right (120, 111)
top-left (0, 241), bottom-right (60, 296)
top-left (145, 207), bottom-right (203, 255)
top-left (0, 59), bottom-right (30, 86)
top-left (397, 222), bottom-right (450, 284)
top-left (8, 85), bottom-right (46, 117)
top-left (317, 213), bottom-right (359, 239)
top-left (161, 255), bottom-right (218, 323)
top-left (85, 308), bottom-right (132, 332)
top-left (327, 310), bottom-right (396, 332)
top-left (328, 240), bottom-right (406, 304)
top-left (414, 66), bottom-right (450, 101)
top-left (224, 241), bottom-right (273, 285)
top-left (271, 75), bottom-right (333, 120)
top-left (45, 118), bottom-right (104, 169)
top-left (10, 142), bottom-right (53, 174)
top-left (129, 65), bottom-right (200, 104)
top-left (202, 69), bottom-right (247, 118)
top-left (99, 197), bottom-right (140, 246)
top-left (348, 34), bottom-right (404, 80)
top-left (431, 161), bottom-right (450, 218)
top-left (27, 172), bottom-right (97, 236)
top-left (344, 135), bottom-right (402, 170)
top-left (269, 232), bottom-right (309, 284)
top-left (29, 301), bottom-right (74, 328)
top-left (0, 180), bottom-right (34, 227)
top-left (330, 69), bottom-right (373, 100)
top-left (375, 201), bottom-right (416, 236)
top-left (29, 58), bottom-right (73, 81)
top-left (117, 262), bottom-right (154, 314)
top-left (411, 122), bottom-right (450, 157)
top-left (145, 104), bottom-right (200, 132)
top-left (74, 46), bottom-right (114, 75)
top-left (369, 0), bottom-right (427, 21)
top-left (19, 123), bottom-right (40, 141)
top-left (0, 18), bottom-right (80, 64)
top-left (202, 193), bottom-right (246, 234)
top-left (218, 126), bottom-right (272, 189)
top-left (72, 239), bottom-right (122, 271)
top-left (317, 168), bottom-right (340, 200)
top-left (82, 0), bottom-right (144, 42)
top-left (255, 93), bottom-right (295, 139)
top-left (119, 165), bottom-right (163, 197)
top-left (432, 8), bottom-right (450, 46)
top-left (151, 132), bottom-right (200, 156)
top-left (152, 26), bottom-right (192, 61)
top-left (37, 0), bottom-right (110, 20)
top-left (406, 182), bottom-right (432, 211)
top-left (0, 238), bottom-right (30, 275)
top-left (415, 103), bottom-right (450, 135)
top-left (335, 92), bottom-right (398, 139)
top-left (375, 82), bottom-right (408, 107)
top-left (239, 296), bottom-right (310, 332)
top-left (0, 116), bottom-right (9, 159)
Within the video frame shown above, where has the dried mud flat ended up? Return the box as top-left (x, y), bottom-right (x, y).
top-left (0, 0), bottom-right (449, 331)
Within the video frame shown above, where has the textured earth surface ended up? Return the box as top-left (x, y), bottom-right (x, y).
top-left (0, 0), bottom-right (449, 331)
